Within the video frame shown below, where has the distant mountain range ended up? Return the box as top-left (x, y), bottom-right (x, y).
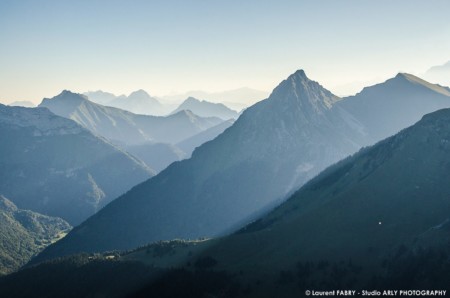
top-left (84, 90), bottom-right (248, 120)
top-left (170, 97), bottom-right (238, 120)
top-left (423, 60), bottom-right (450, 87)
top-left (85, 87), bottom-right (268, 115)
top-left (84, 90), bottom-right (167, 116)
top-left (8, 101), bottom-right (36, 108)
top-left (109, 90), bottom-right (165, 115)
top-left (40, 91), bottom-right (227, 173)
top-left (40, 91), bottom-right (223, 146)
top-left (35, 70), bottom-right (450, 263)
top-left (0, 195), bottom-right (70, 275)
top-left (6, 106), bottom-right (450, 296)
top-left (161, 87), bottom-right (268, 110)
top-left (0, 104), bottom-right (153, 225)
top-left (83, 90), bottom-right (117, 105)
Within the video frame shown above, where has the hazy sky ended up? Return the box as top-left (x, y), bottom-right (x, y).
top-left (1, 0), bottom-right (450, 104)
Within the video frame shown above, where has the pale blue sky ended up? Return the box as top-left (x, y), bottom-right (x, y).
top-left (1, 0), bottom-right (449, 103)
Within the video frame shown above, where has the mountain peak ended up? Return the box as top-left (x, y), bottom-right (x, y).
top-left (172, 109), bottom-right (196, 118)
top-left (129, 89), bottom-right (151, 99)
top-left (291, 69), bottom-right (308, 80)
top-left (353, 73), bottom-right (450, 99)
top-left (268, 69), bottom-right (339, 110)
top-left (185, 97), bottom-right (201, 103)
top-left (51, 90), bottom-right (88, 102)
top-left (394, 72), bottom-right (420, 81)
top-left (391, 73), bottom-right (450, 96)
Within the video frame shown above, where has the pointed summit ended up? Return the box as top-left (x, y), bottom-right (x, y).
top-left (291, 69), bottom-right (308, 79)
top-left (267, 69), bottom-right (340, 116)
top-left (394, 72), bottom-right (429, 84)
top-left (278, 69), bottom-right (310, 88)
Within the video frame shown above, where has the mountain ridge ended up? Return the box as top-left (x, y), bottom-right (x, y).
top-left (34, 69), bottom-right (366, 260)
top-left (34, 70), bottom-right (450, 264)
top-left (0, 104), bottom-right (153, 224)
top-left (337, 72), bottom-right (450, 144)
top-left (171, 97), bottom-right (238, 120)
top-left (109, 89), bottom-right (164, 115)
top-left (40, 91), bottom-right (224, 145)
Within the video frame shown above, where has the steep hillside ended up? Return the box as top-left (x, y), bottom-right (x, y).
top-left (0, 104), bottom-right (153, 224)
top-left (0, 196), bottom-right (70, 275)
top-left (166, 107), bottom-right (450, 295)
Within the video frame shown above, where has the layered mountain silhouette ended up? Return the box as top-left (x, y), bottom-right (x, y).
top-left (123, 120), bottom-right (236, 171)
top-left (35, 70), bottom-right (366, 259)
top-left (39, 91), bottom-right (223, 146)
top-left (8, 101), bottom-right (36, 108)
top-left (7, 107), bottom-right (450, 296)
top-left (34, 70), bottom-right (450, 263)
top-left (161, 87), bottom-right (268, 110)
top-left (176, 119), bottom-right (234, 157)
top-left (167, 107), bottom-right (450, 293)
top-left (0, 196), bottom-right (70, 275)
top-left (108, 89), bottom-right (165, 116)
top-left (83, 90), bottom-right (117, 105)
top-left (171, 97), bottom-right (239, 120)
top-left (424, 60), bottom-right (450, 87)
top-left (0, 104), bottom-right (153, 225)
top-left (123, 142), bottom-right (187, 173)
top-left (84, 89), bottom-right (166, 115)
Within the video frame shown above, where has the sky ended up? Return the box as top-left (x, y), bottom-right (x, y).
top-left (1, 0), bottom-right (450, 104)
